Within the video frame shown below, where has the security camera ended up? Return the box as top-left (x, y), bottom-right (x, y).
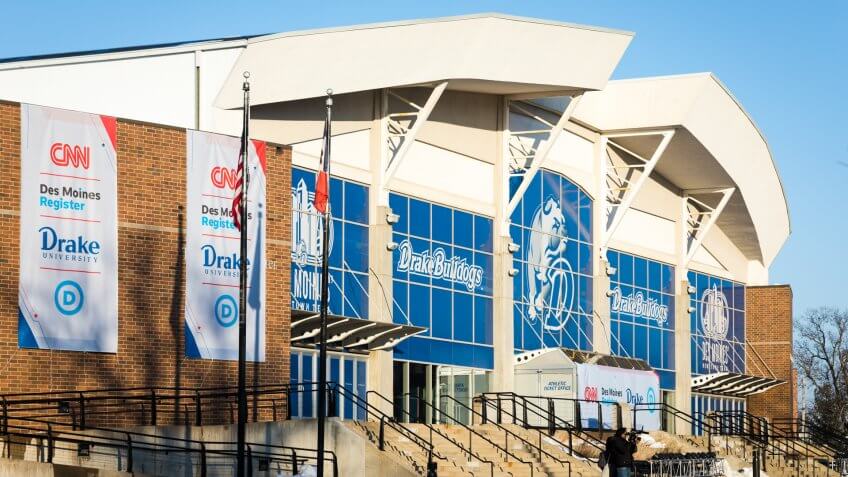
top-left (386, 213), bottom-right (400, 225)
top-left (605, 290), bottom-right (614, 297)
top-left (687, 285), bottom-right (696, 294)
top-left (386, 241), bottom-right (398, 251)
top-left (687, 306), bottom-right (696, 313)
top-left (507, 268), bottom-right (519, 277)
top-left (606, 266), bottom-right (617, 276)
top-left (507, 242), bottom-right (520, 254)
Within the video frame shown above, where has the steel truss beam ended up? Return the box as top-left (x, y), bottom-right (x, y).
top-left (681, 187), bottom-right (735, 269)
top-left (600, 130), bottom-right (675, 249)
top-left (382, 81), bottom-right (448, 191)
top-left (504, 94), bottom-right (582, 217)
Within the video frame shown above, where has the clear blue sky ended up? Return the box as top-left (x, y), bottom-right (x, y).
top-left (2, 1), bottom-right (846, 313)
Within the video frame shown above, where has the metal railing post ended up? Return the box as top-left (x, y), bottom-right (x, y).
top-left (1, 397), bottom-right (7, 435)
top-left (481, 396), bottom-right (488, 424)
top-left (598, 402), bottom-right (603, 437)
top-left (292, 449), bottom-right (298, 475)
top-left (126, 433), bottom-right (133, 473)
top-left (547, 398), bottom-right (555, 436)
top-left (496, 396), bottom-right (502, 425)
top-left (199, 442), bottom-right (207, 477)
top-left (79, 393), bottom-right (86, 430)
top-left (247, 445), bottom-right (253, 476)
top-left (286, 388), bottom-right (293, 420)
top-left (332, 453), bottom-right (338, 477)
top-left (195, 390), bottom-right (202, 426)
top-left (46, 424), bottom-right (53, 463)
top-left (378, 416), bottom-right (385, 451)
top-left (150, 389), bottom-right (157, 426)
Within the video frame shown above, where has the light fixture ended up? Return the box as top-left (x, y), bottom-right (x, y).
top-left (386, 213), bottom-right (400, 225)
top-left (687, 285), bottom-right (696, 294)
top-left (507, 242), bottom-right (520, 254)
top-left (605, 265), bottom-right (617, 276)
top-left (386, 242), bottom-right (398, 251)
top-left (605, 290), bottom-right (614, 297)
top-left (687, 306), bottom-right (696, 313)
top-left (507, 268), bottom-right (519, 277)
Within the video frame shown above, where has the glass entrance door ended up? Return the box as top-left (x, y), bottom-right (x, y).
top-left (394, 361), bottom-right (489, 425)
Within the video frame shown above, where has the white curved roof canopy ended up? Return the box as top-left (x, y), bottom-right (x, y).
top-left (215, 13), bottom-right (633, 108)
top-left (573, 73), bottom-right (790, 266)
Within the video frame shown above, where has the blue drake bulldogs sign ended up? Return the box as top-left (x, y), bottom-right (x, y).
top-left (19, 104), bottom-right (119, 353)
top-left (689, 271), bottom-right (745, 375)
top-left (512, 170), bottom-right (593, 352)
top-left (390, 192), bottom-right (494, 369)
top-left (607, 250), bottom-right (676, 389)
top-left (185, 130), bottom-right (266, 361)
top-left (290, 167), bottom-right (369, 319)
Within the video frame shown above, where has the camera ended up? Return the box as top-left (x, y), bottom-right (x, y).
top-left (626, 429), bottom-right (647, 443)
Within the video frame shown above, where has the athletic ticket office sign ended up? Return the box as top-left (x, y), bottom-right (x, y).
top-left (19, 104), bottom-right (119, 353)
top-left (185, 130), bottom-right (266, 361)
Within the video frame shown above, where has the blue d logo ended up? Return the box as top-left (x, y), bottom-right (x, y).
top-left (214, 294), bottom-right (238, 328)
top-left (54, 280), bottom-right (84, 316)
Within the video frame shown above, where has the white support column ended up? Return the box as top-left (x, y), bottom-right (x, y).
top-left (681, 188), bottom-right (735, 269)
top-left (379, 81), bottom-right (448, 205)
top-left (505, 94), bottom-right (583, 217)
top-left (367, 89), bottom-right (394, 415)
top-left (601, 129), bottom-right (675, 249)
top-left (593, 136), bottom-right (611, 354)
top-left (492, 96), bottom-right (515, 392)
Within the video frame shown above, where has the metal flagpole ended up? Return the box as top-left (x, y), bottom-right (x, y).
top-left (236, 71), bottom-right (251, 477)
top-left (316, 89), bottom-right (333, 477)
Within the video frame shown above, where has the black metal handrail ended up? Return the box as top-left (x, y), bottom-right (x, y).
top-left (405, 393), bottom-right (536, 477)
top-left (479, 392), bottom-right (607, 456)
top-left (2, 414), bottom-right (338, 477)
top-left (0, 383), bottom-right (297, 430)
top-left (476, 393), bottom-right (583, 459)
top-left (773, 418), bottom-right (848, 456)
top-left (709, 409), bottom-right (828, 471)
top-left (439, 394), bottom-right (572, 477)
top-left (479, 391), bottom-right (622, 433)
top-left (366, 390), bottom-right (499, 477)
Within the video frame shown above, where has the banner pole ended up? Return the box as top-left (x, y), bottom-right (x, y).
top-left (316, 89), bottom-right (333, 477)
top-left (236, 71), bottom-right (251, 477)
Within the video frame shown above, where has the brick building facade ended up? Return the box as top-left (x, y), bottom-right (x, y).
top-left (0, 100), bottom-right (292, 425)
top-left (746, 285), bottom-right (796, 421)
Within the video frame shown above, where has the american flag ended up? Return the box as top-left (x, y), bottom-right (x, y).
top-left (313, 114), bottom-right (331, 214)
top-left (232, 131), bottom-right (247, 231)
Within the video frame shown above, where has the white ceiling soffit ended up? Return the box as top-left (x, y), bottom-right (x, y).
top-left (573, 73), bottom-right (790, 266)
top-left (215, 13), bottom-right (633, 108)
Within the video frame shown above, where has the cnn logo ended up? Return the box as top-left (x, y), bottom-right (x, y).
top-left (584, 386), bottom-right (598, 401)
top-left (50, 143), bottom-right (90, 169)
top-left (210, 166), bottom-right (238, 190)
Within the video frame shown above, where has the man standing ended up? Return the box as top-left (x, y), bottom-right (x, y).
top-left (605, 428), bottom-right (638, 477)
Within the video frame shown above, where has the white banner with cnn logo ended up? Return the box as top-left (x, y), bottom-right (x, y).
top-left (19, 104), bottom-right (119, 352)
top-left (185, 130), bottom-right (266, 361)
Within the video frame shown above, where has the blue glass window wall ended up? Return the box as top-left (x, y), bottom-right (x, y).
top-left (390, 192), bottom-right (494, 370)
top-left (511, 170), bottom-right (593, 353)
top-left (290, 167), bottom-right (369, 319)
top-left (607, 250), bottom-right (676, 390)
top-left (688, 270), bottom-right (746, 375)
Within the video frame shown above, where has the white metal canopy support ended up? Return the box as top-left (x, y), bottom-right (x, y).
top-left (681, 187), bottom-right (735, 269)
top-left (504, 94), bottom-right (583, 217)
top-left (382, 81), bottom-right (448, 191)
top-left (601, 129), bottom-right (675, 249)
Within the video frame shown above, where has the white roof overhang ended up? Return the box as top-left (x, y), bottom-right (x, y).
top-left (573, 73), bottom-right (790, 266)
top-left (215, 13), bottom-right (633, 108)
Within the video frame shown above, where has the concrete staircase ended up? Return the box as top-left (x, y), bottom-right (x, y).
top-left (345, 420), bottom-right (603, 477)
top-left (685, 434), bottom-right (839, 477)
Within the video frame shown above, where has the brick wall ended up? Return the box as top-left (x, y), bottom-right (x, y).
top-left (0, 100), bottom-right (291, 425)
top-left (746, 284), bottom-right (795, 422)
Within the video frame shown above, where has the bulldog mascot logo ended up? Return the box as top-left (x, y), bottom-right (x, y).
top-left (701, 284), bottom-right (730, 340)
top-left (526, 196), bottom-right (575, 331)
